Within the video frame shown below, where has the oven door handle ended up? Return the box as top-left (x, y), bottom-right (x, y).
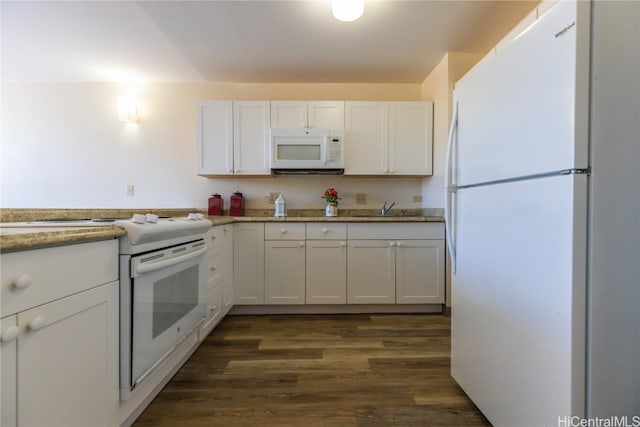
top-left (134, 247), bottom-right (207, 275)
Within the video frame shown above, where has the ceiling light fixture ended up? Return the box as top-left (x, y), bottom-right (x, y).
top-left (331, 0), bottom-right (364, 22)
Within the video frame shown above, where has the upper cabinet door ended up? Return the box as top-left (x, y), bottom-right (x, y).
top-left (271, 101), bottom-right (344, 129)
top-left (344, 101), bottom-right (389, 175)
top-left (196, 101), bottom-right (234, 175)
top-left (307, 101), bottom-right (344, 129)
top-left (270, 101), bottom-right (307, 128)
top-left (389, 102), bottom-right (433, 175)
top-left (233, 101), bottom-right (271, 175)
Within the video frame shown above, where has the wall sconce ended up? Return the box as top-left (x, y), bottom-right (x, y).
top-left (117, 94), bottom-right (138, 122)
top-left (332, 0), bottom-right (364, 22)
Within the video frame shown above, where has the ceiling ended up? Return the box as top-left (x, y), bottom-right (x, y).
top-left (1, 0), bottom-right (538, 84)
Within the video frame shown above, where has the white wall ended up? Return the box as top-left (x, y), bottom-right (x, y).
top-left (1, 81), bottom-right (423, 209)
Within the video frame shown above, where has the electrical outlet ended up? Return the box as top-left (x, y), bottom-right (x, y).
top-left (127, 185), bottom-right (134, 197)
top-left (412, 195), bottom-right (422, 203)
top-left (356, 193), bottom-right (367, 205)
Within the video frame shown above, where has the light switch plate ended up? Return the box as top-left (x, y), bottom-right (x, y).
top-left (356, 193), bottom-right (367, 204)
top-left (412, 195), bottom-right (422, 203)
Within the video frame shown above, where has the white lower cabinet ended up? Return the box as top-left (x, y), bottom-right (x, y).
top-left (230, 221), bottom-right (444, 307)
top-left (395, 239), bottom-right (445, 304)
top-left (347, 240), bottom-right (396, 304)
top-left (264, 224), bottom-right (306, 304)
top-left (0, 240), bottom-right (119, 427)
top-left (203, 224), bottom-right (234, 339)
top-left (233, 223), bottom-right (265, 304)
top-left (347, 223), bottom-right (445, 304)
top-left (306, 240), bottom-right (347, 304)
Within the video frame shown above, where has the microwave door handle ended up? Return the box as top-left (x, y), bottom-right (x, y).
top-left (134, 247), bottom-right (207, 275)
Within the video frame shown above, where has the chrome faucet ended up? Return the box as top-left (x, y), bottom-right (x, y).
top-left (380, 201), bottom-right (397, 216)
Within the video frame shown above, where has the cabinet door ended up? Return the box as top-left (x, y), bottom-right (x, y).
top-left (306, 240), bottom-right (347, 304)
top-left (270, 101), bottom-right (307, 128)
top-left (388, 102), bottom-right (433, 176)
top-left (196, 101), bottom-right (234, 175)
top-left (1, 315), bottom-right (18, 427)
top-left (16, 282), bottom-right (118, 427)
top-left (265, 241), bottom-right (306, 305)
top-left (347, 240), bottom-right (395, 304)
top-left (233, 223), bottom-right (265, 304)
top-left (308, 101), bottom-right (344, 129)
top-left (344, 102), bottom-right (389, 175)
top-left (395, 239), bottom-right (444, 304)
top-left (233, 101), bottom-right (271, 175)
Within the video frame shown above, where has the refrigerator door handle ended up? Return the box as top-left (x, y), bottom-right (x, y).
top-left (444, 102), bottom-right (459, 273)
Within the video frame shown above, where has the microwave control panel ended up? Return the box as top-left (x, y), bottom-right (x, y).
top-left (328, 137), bottom-right (342, 163)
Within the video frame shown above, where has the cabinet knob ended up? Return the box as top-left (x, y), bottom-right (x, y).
top-left (1, 325), bottom-right (19, 343)
top-left (389, 242), bottom-right (396, 247)
top-left (280, 228), bottom-right (287, 234)
top-left (322, 228), bottom-right (329, 234)
top-left (28, 316), bottom-right (46, 332)
top-left (227, 168), bottom-right (233, 173)
top-left (396, 241), bottom-right (403, 247)
top-left (340, 241), bottom-right (347, 247)
top-left (389, 169), bottom-right (394, 174)
top-left (299, 242), bottom-right (305, 247)
top-left (14, 273), bottom-right (32, 290)
top-left (234, 169), bottom-right (239, 173)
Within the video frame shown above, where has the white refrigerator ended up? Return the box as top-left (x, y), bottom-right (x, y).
top-left (445, 1), bottom-right (640, 425)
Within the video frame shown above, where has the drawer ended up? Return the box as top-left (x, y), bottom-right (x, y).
top-left (1, 240), bottom-right (118, 317)
top-left (265, 223), bottom-right (306, 240)
top-left (207, 225), bottom-right (232, 250)
top-left (347, 223), bottom-right (444, 240)
top-left (306, 223), bottom-right (347, 240)
top-left (207, 251), bottom-right (224, 283)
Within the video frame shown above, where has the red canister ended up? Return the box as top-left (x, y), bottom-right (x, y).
top-left (229, 191), bottom-right (245, 216)
top-left (208, 194), bottom-right (223, 216)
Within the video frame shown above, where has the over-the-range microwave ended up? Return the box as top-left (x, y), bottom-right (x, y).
top-left (270, 128), bottom-right (344, 175)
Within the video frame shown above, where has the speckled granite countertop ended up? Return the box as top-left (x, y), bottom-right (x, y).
top-left (0, 208), bottom-right (444, 253)
top-left (0, 226), bottom-right (126, 253)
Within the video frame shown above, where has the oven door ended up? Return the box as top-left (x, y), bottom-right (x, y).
top-left (129, 240), bottom-right (207, 389)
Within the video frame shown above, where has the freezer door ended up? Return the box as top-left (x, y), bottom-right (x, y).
top-left (452, 1), bottom-right (588, 186)
top-left (450, 174), bottom-right (587, 426)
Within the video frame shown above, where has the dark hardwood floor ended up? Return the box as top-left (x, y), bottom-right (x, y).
top-left (133, 313), bottom-right (490, 426)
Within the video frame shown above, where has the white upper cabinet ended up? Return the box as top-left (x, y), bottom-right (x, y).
top-left (389, 102), bottom-right (433, 175)
top-left (344, 101), bottom-right (389, 175)
top-left (233, 101), bottom-right (271, 175)
top-left (196, 101), bottom-right (233, 175)
top-left (270, 101), bottom-right (344, 129)
top-left (196, 101), bottom-right (270, 176)
top-left (345, 101), bottom-right (433, 176)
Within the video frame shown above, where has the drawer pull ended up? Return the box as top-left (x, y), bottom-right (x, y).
top-left (1, 326), bottom-right (19, 343)
top-left (14, 273), bottom-right (32, 290)
top-left (340, 242), bottom-right (347, 247)
top-left (28, 316), bottom-right (47, 332)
